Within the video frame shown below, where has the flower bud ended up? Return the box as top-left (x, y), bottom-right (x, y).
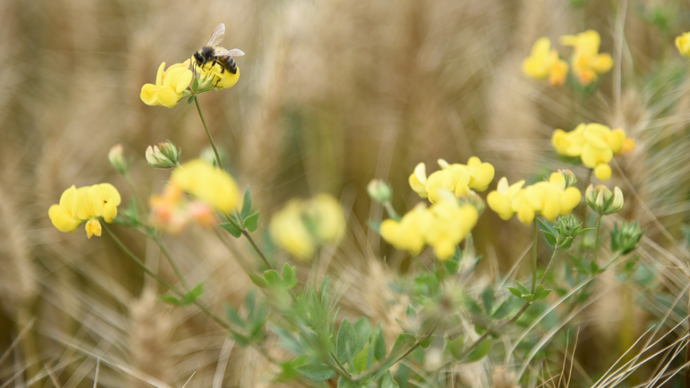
top-left (558, 169), bottom-right (577, 188)
top-left (146, 141), bottom-right (180, 169)
top-left (367, 179), bottom-right (392, 203)
top-left (586, 184), bottom-right (624, 215)
top-left (108, 144), bottom-right (127, 174)
top-left (611, 220), bottom-right (644, 254)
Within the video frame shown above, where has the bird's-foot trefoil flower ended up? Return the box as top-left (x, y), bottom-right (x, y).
top-left (552, 123), bottom-right (635, 181)
top-left (676, 32), bottom-right (690, 57)
top-left (171, 159), bottom-right (240, 213)
top-left (140, 60), bottom-right (193, 108)
top-left (269, 194), bottom-right (347, 261)
top-left (560, 30), bottom-right (613, 86)
top-left (48, 183), bottom-right (122, 238)
top-left (409, 157), bottom-right (495, 204)
top-left (585, 185), bottom-right (624, 215)
top-left (146, 140), bottom-right (181, 169)
top-left (194, 61), bottom-right (240, 91)
top-left (522, 37), bottom-right (569, 86)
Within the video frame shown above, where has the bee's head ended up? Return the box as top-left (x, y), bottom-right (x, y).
top-left (193, 51), bottom-right (204, 65)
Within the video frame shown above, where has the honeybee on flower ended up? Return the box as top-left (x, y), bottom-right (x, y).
top-left (193, 23), bottom-right (244, 90)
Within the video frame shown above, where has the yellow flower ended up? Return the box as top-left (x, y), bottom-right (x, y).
top-left (410, 157), bottom-right (495, 203)
top-left (552, 123), bottom-right (635, 181)
top-left (522, 37), bottom-right (569, 86)
top-left (426, 202), bottom-right (478, 260)
top-left (306, 194), bottom-right (347, 244)
top-left (676, 32), bottom-right (690, 57)
top-left (487, 177), bottom-right (525, 220)
top-left (48, 183), bottom-right (122, 238)
top-left (487, 173), bottom-right (580, 226)
top-left (269, 194), bottom-right (347, 261)
top-left (381, 204), bottom-right (433, 255)
top-left (560, 30), bottom-right (613, 86)
top-left (195, 61), bottom-right (240, 90)
top-left (48, 186), bottom-right (82, 233)
top-left (381, 196), bottom-right (478, 261)
top-left (270, 200), bottom-right (316, 261)
top-left (140, 60), bottom-right (193, 108)
top-left (171, 159), bottom-right (240, 213)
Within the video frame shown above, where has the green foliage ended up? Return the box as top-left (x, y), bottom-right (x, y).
top-left (160, 283), bottom-right (204, 306)
top-left (611, 221), bottom-right (644, 255)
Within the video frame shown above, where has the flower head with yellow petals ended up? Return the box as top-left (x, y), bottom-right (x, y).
top-left (409, 157), bottom-right (495, 204)
top-left (140, 60), bottom-right (193, 108)
top-left (49, 183), bottom-right (122, 238)
top-left (522, 37), bottom-right (569, 86)
top-left (560, 30), bottom-right (613, 86)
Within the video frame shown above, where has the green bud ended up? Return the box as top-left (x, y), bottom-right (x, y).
top-left (367, 179), bottom-right (392, 203)
top-left (585, 184), bottom-right (624, 215)
top-left (108, 144), bottom-right (127, 174)
top-left (611, 220), bottom-right (644, 255)
top-left (145, 140), bottom-right (181, 169)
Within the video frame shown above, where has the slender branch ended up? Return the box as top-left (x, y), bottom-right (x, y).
top-left (194, 97), bottom-right (223, 171)
top-left (383, 201), bottom-right (400, 220)
top-left (593, 213), bottom-right (603, 264)
top-left (531, 220), bottom-right (538, 294)
top-left (151, 233), bottom-right (189, 290)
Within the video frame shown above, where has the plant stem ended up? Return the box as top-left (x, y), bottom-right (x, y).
top-left (593, 213), bottom-right (603, 264)
top-left (103, 224), bottom-right (231, 331)
top-left (123, 171), bottom-right (146, 218)
top-left (531, 220), bottom-right (538, 294)
top-left (540, 242), bottom-right (559, 284)
top-left (194, 97), bottom-right (223, 171)
top-left (460, 302), bottom-right (530, 359)
top-left (151, 232), bottom-right (189, 290)
top-left (383, 201), bottom-right (400, 221)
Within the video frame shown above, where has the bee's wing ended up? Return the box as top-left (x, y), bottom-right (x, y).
top-left (206, 23), bottom-right (225, 46)
top-left (214, 48), bottom-right (245, 57)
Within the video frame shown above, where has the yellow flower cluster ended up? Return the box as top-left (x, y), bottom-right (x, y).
top-left (676, 32), bottom-right (690, 57)
top-left (150, 159), bottom-right (241, 233)
top-left (194, 61), bottom-right (240, 90)
top-left (141, 60), bottom-right (193, 108)
top-left (487, 172), bottom-right (581, 226)
top-left (380, 194), bottom-right (478, 260)
top-left (269, 194), bottom-right (346, 261)
top-left (560, 30), bottom-right (613, 86)
top-left (409, 157), bottom-right (495, 204)
top-left (49, 183), bottom-right (122, 238)
top-left (552, 123), bottom-right (635, 181)
top-left (523, 30), bottom-right (612, 87)
top-left (522, 37), bottom-right (569, 86)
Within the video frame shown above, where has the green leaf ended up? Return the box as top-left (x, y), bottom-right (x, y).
top-left (248, 273), bottom-right (268, 288)
top-left (373, 327), bottom-right (386, 361)
top-left (354, 318), bottom-right (371, 354)
top-left (515, 281), bottom-right (530, 295)
top-left (405, 305), bottom-right (418, 331)
top-left (467, 339), bottom-right (491, 361)
top-left (281, 263), bottom-right (297, 289)
top-left (542, 231), bottom-right (558, 248)
top-left (264, 270), bottom-right (281, 286)
top-left (241, 186), bottom-right (252, 219)
top-left (492, 299), bottom-right (515, 319)
top-left (192, 77), bottom-right (199, 93)
top-left (447, 336), bottom-right (464, 360)
top-left (187, 95), bottom-right (195, 105)
top-left (295, 361), bottom-right (335, 382)
top-left (352, 343), bottom-right (370, 374)
top-left (533, 285), bottom-right (552, 301)
top-left (244, 211), bottom-right (260, 232)
top-left (225, 305), bottom-right (246, 328)
top-left (391, 333), bottom-right (416, 355)
top-left (481, 288), bottom-right (494, 315)
top-left (220, 221), bottom-right (242, 238)
top-left (507, 287), bottom-right (523, 298)
top-left (271, 325), bottom-right (305, 355)
top-left (336, 318), bottom-right (358, 363)
top-left (368, 220), bottom-right (381, 233)
top-left (420, 334), bottom-right (434, 348)
top-left (381, 371), bottom-right (399, 388)
top-left (183, 283), bottom-right (204, 304)
top-left (337, 376), bottom-right (358, 388)
top-left (160, 295), bottom-right (183, 306)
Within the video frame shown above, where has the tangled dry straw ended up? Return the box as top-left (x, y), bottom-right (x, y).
top-left (3, 0), bottom-right (690, 386)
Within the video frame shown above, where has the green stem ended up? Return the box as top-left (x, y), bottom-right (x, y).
top-left (593, 213), bottom-right (603, 264)
top-left (122, 171), bottom-right (146, 218)
top-left (383, 201), bottom-right (400, 221)
top-left (151, 233), bottom-right (189, 290)
top-left (194, 97), bottom-right (223, 170)
top-left (540, 242), bottom-right (559, 284)
top-left (103, 224), bottom-right (231, 331)
top-left (531, 220), bottom-right (538, 294)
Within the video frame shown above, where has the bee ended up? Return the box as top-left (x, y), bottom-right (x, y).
top-left (193, 23), bottom-right (244, 75)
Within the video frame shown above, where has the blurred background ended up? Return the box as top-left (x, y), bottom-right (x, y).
top-left (3, 0), bottom-right (690, 386)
